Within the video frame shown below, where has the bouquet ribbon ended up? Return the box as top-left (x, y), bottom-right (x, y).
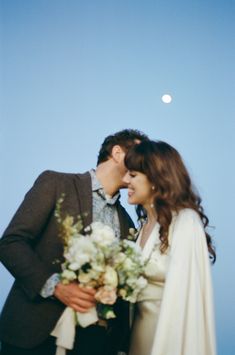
top-left (51, 306), bottom-right (99, 355)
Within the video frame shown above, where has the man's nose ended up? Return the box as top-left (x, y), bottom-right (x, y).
top-left (122, 172), bottom-right (130, 184)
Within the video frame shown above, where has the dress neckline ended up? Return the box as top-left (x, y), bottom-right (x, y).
top-left (137, 223), bottom-right (160, 260)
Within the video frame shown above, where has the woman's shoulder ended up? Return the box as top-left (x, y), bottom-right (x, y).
top-left (169, 209), bottom-right (206, 252)
top-left (173, 208), bottom-right (204, 233)
top-left (176, 208), bottom-right (200, 219)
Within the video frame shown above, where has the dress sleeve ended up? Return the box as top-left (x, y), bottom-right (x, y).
top-left (150, 209), bottom-right (216, 355)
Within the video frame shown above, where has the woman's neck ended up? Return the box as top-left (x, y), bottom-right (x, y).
top-left (144, 203), bottom-right (157, 224)
top-left (139, 205), bottom-right (157, 249)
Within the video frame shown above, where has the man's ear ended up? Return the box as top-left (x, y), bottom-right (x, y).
top-left (111, 145), bottom-right (125, 163)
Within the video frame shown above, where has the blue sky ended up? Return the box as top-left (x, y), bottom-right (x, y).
top-left (1, 1), bottom-right (235, 353)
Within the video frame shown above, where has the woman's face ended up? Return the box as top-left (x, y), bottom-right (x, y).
top-left (123, 170), bottom-right (153, 206)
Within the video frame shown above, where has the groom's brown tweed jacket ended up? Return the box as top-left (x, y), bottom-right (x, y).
top-left (0, 170), bottom-right (133, 349)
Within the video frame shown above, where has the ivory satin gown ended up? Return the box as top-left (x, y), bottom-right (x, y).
top-left (129, 209), bottom-right (216, 355)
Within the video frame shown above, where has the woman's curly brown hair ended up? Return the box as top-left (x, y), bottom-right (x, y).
top-left (124, 140), bottom-right (216, 263)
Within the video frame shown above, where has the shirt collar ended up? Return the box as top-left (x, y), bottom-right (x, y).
top-left (89, 169), bottom-right (120, 205)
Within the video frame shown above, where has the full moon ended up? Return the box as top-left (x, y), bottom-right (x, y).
top-left (161, 94), bottom-right (172, 104)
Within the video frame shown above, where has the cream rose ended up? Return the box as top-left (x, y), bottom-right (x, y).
top-left (103, 266), bottom-right (118, 288)
top-left (95, 287), bottom-right (117, 305)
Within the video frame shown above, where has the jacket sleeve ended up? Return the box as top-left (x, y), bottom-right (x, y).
top-left (150, 209), bottom-right (217, 355)
top-left (0, 170), bottom-right (59, 300)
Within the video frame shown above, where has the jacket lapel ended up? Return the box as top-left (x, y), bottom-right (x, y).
top-left (74, 172), bottom-right (93, 228)
top-left (116, 201), bottom-right (132, 239)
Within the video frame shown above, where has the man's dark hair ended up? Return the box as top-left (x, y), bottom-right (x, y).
top-left (97, 129), bottom-right (149, 165)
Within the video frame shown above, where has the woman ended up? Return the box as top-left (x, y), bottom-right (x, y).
top-left (123, 140), bottom-right (216, 355)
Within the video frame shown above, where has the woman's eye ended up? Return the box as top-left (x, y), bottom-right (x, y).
top-left (130, 173), bottom-right (136, 178)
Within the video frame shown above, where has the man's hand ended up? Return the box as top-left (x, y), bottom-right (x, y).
top-left (54, 282), bottom-right (96, 313)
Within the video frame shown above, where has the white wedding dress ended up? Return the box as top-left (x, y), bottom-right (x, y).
top-left (129, 208), bottom-right (216, 355)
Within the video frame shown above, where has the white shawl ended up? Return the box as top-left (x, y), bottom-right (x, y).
top-left (150, 209), bottom-right (216, 355)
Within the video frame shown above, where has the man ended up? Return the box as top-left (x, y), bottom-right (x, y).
top-left (0, 129), bottom-right (148, 355)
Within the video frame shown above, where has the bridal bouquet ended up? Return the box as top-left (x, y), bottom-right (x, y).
top-left (51, 196), bottom-right (147, 354)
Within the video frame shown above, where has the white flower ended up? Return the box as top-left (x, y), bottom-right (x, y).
top-left (136, 276), bottom-right (148, 289)
top-left (103, 266), bottom-right (118, 288)
top-left (61, 269), bottom-right (77, 282)
top-left (78, 269), bottom-right (100, 284)
top-left (68, 262), bottom-right (81, 271)
top-left (129, 228), bottom-right (136, 235)
top-left (123, 257), bottom-right (135, 271)
top-left (90, 222), bottom-right (116, 247)
top-left (65, 236), bottom-right (96, 269)
top-left (90, 262), bottom-right (105, 273)
top-left (126, 276), bottom-right (138, 288)
top-left (113, 252), bottom-right (126, 265)
top-left (105, 310), bottom-right (116, 319)
top-left (123, 239), bottom-right (142, 253)
top-left (95, 286), bottom-right (117, 305)
top-left (125, 294), bottom-right (138, 303)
